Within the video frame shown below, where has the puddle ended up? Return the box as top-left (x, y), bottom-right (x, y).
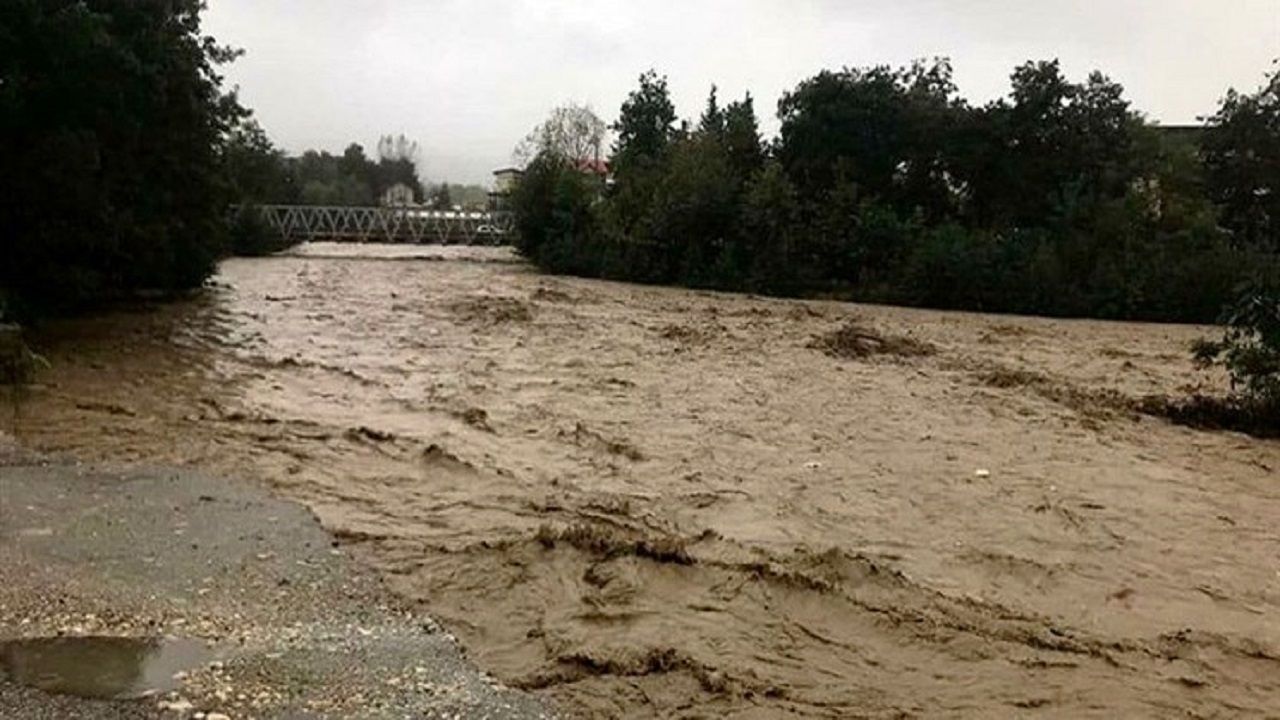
top-left (0, 636), bottom-right (212, 700)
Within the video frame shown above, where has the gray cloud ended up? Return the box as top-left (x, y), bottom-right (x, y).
top-left (206, 0), bottom-right (1279, 185)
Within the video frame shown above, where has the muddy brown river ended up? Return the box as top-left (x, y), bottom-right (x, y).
top-left (9, 244), bottom-right (1279, 717)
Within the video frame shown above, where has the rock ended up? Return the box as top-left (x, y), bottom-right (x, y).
top-left (206, 713), bottom-right (231, 720)
top-left (974, 469), bottom-right (991, 479)
top-left (159, 698), bottom-right (194, 713)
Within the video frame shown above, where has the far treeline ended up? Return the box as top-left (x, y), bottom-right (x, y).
top-left (226, 127), bottom-right (491, 212)
top-left (224, 128), bottom-right (489, 255)
top-left (515, 60), bottom-right (1279, 325)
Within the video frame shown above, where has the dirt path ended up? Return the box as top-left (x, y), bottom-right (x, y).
top-left (10, 245), bottom-right (1279, 717)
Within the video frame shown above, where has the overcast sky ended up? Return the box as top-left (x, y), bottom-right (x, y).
top-left (205, 0), bottom-right (1279, 186)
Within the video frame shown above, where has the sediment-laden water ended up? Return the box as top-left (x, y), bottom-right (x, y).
top-left (12, 244), bottom-right (1279, 717)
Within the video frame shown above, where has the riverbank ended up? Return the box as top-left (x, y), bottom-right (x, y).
top-left (0, 437), bottom-right (551, 719)
top-left (11, 244), bottom-right (1280, 717)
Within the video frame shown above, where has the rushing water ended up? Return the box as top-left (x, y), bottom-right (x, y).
top-left (14, 243), bottom-right (1280, 718)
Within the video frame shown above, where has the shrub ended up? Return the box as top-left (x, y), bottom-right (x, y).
top-left (1193, 279), bottom-right (1280, 414)
top-left (228, 205), bottom-right (294, 256)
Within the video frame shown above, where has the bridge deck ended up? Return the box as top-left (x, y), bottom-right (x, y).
top-left (242, 205), bottom-right (515, 245)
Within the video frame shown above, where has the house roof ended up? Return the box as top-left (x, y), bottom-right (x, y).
top-left (575, 158), bottom-right (610, 175)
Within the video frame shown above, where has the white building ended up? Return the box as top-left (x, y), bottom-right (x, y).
top-left (381, 183), bottom-right (416, 207)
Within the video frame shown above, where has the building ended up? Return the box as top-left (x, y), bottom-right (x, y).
top-left (381, 183), bottom-right (416, 207)
top-left (489, 168), bottom-right (524, 211)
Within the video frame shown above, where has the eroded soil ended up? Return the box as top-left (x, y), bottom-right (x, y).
top-left (10, 244), bottom-right (1279, 718)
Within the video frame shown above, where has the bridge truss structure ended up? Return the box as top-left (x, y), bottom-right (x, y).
top-left (242, 205), bottom-right (516, 245)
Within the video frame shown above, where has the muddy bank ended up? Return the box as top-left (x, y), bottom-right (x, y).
top-left (10, 244), bottom-right (1280, 717)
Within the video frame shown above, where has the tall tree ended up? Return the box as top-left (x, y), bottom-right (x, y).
top-left (224, 119), bottom-right (292, 204)
top-left (376, 133), bottom-right (423, 201)
top-left (433, 183), bottom-right (453, 211)
top-left (699, 85), bottom-right (724, 136)
top-left (514, 103), bottom-right (607, 167)
top-left (1202, 63), bottom-right (1280, 251)
top-left (0, 0), bottom-right (244, 317)
top-left (722, 92), bottom-right (764, 179)
top-left (611, 70), bottom-right (677, 175)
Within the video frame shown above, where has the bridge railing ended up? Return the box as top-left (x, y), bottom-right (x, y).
top-left (234, 205), bottom-right (516, 245)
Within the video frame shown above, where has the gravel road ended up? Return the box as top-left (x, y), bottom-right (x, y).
top-left (0, 447), bottom-right (553, 719)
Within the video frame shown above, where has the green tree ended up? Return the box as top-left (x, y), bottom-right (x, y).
top-left (736, 161), bottom-right (802, 291)
top-left (433, 183), bottom-right (454, 210)
top-left (777, 66), bottom-right (907, 201)
top-left (723, 93), bottom-right (765, 179)
top-left (511, 152), bottom-right (603, 274)
top-left (224, 119), bottom-right (291, 204)
top-left (1202, 63), bottom-right (1280, 251)
top-left (960, 61), bottom-right (1142, 228)
top-left (376, 134), bottom-right (423, 202)
top-left (699, 85), bottom-right (724, 136)
top-left (612, 70), bottom-right (677, 176)
top-left (0, 0), bottom-right (244, 318)
top-left (644, 135), bottom-right (738, 285)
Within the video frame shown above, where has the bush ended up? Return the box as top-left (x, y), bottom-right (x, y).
top-left (228, 205), bottom-right (295, 256)
top-left (1194, 279), bottom-right (1280, 415)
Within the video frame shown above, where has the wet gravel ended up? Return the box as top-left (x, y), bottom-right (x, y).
top-left (0, 446), bottom-right (553, 719)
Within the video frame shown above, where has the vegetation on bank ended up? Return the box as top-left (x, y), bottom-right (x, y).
top-left (514, 61), bottom-right (1279, 324)
top-left (1179, 279), bottom-right (1280, 434)
top-left (512, 61), bottom-right (1280, 428)
top-left (1, 0), bottom-right (242, 319)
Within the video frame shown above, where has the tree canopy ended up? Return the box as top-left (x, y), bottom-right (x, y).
top-left (1, 0), bottom-right (243, 317)
top-left (512, 60), bottom-right (1280, 325)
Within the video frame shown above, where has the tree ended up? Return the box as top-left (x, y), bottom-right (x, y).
top-left (223, 119), bottom-right (291, 204)
top-left (0, 0), bottom-right (244, 317)
top-left (722, 93), bottom-right (765, 179)
top-left (699, 85), bottom-right (724, 136)
top-left (279, 135), bottom-right (423, 207)
top-left (736, 161), bottom-right (802, 291)
top-left (514, 103), bottom-right (607, 167)
top-left (376, 133), bottom-right (423, 202)
top-left (1202, 63), bottom-right (1280, 252)
top-left (643, 134), bottom-right (738, 284)
top-left (510, 61), bottom-right (1273, 326)
top-left (511, 152), bottom-right (603, 275)
top-left (433, 183), bottom-right (453, 210)
top-left (959, 61), bottom-right (1142, 228)
top-left (777, 65), bottom-right (909, 201)
top-left (612, 70), bottom-right (677, 176)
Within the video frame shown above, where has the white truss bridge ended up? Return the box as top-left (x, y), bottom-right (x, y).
top-left (242, 205), bottom-right (515, 245)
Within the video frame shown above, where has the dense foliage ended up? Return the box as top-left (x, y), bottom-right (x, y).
top-left (513, 61), bottom-right (1280, 324)
top-left (0, 0), bottom-right (242, 318)
top-left (1193, 279), bottom-right (1280, 422)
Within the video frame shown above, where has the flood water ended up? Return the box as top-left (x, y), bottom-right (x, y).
top-left (0, 637), bottom-right (211, 700)
top-left (13, 244), bottom-right (1280, 717)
